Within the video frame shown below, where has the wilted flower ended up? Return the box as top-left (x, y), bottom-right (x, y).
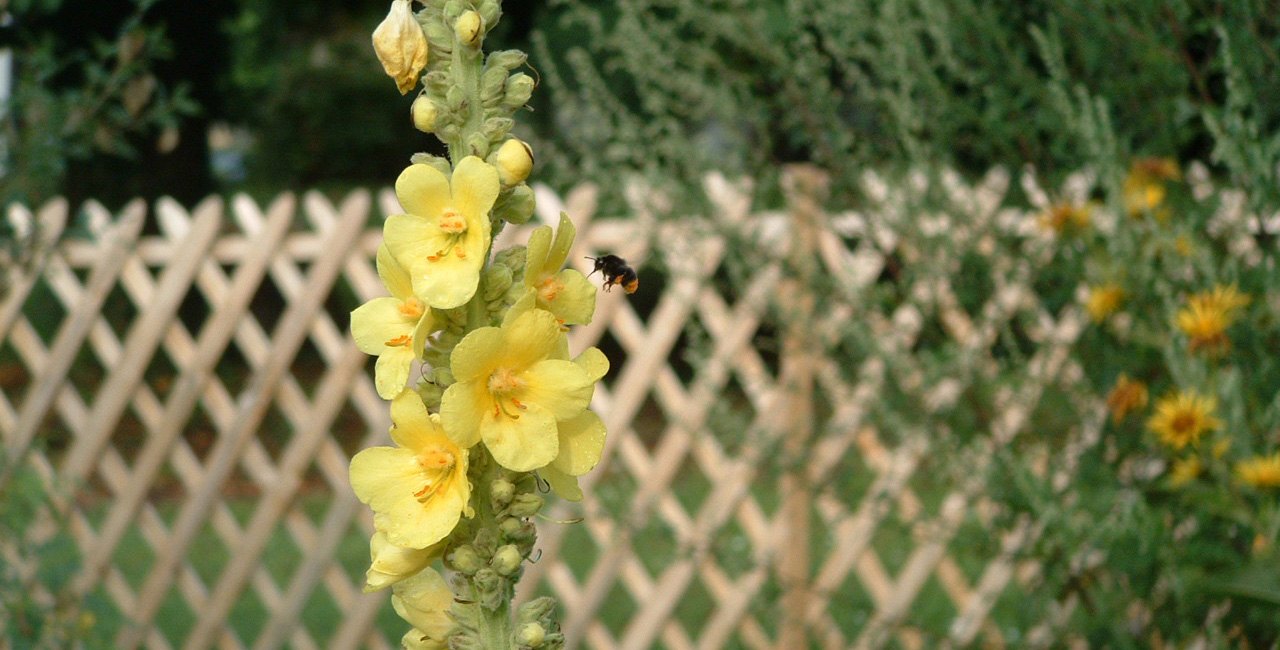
top-left (1105, 374), bottom-right (1148, 424)
top-left (372, 0), bottom-right (429, 94)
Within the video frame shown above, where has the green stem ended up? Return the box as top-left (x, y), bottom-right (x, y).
top-left (447, 40), bottom-right (486, 159)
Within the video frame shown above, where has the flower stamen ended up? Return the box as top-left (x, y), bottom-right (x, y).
top-left (386, 334), bottom-right (412, 347)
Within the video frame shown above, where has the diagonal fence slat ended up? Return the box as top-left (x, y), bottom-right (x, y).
top-left (2, 166), bottom-right (1116, 650)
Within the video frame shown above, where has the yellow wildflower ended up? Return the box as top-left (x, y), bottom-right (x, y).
top-left (1085, 284), bottom-right (1126, 323)
top-left (1236, 453), bottom-right (1280, 489)
top-left (1146, 390), bottom-right (1222, 450)
top-left (1040, 202), bottom-right (1091, 235)
top-left (1175, 284), bottom-right (1250, 355)
top-left (364, 531), bottom-right (445, 593)
top-left (1105, 374), bottom-right (1148, 424)
top-left (372, 0), bottom-right (429, 95)
top-left (352, 244), bottom-right (438, 399)
top-left (392, 567), bottom-right (455, 650)
top-left (440, 308), bottom-right (596, 472)
top-left (1123, 157), bottom-right (1180, 217)
top-left (384, 157), bottom-right (500, 309)
top-left (349, 390), bottom-right (472, 549)
top-left (524, 213), bottom-right (596, 328)
top-left (539, 346), bottom-right (609, 501)
top-left (1168, 456), bottom-right (1202, 488)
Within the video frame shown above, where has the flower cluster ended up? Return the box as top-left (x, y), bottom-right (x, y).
top-left (349, 2), bottom-right (608, 647)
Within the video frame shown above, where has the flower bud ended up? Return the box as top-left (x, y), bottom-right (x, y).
top-left (372, 0), bottom-right (429, 95)
top-left (471, 568), bottom-right (502, 604)
top-left (495, 138), bottom-right (533, 186)
top-left (465, 132), bottom-right (491, 158)
top-left (517, 596), bottom-right (557, 624)
top-left (480, 66), bottom-right (509, 105)
top-left (498, 517), bottom-right (536, 544)
top-left (491, 544), bottom-right (523, 576)
top-left (431, 367), bottom-right (455, 387)
top-left (490, 479), bottom-right (516, 507)
top-left (502, 73), bottom-right (535, 110)
top-left (487, 49), bottom-right (528, 71)
top-left (411, 95), bottom-right (438, 132)
top-left (482, 265), bottom-right (513, 301)
top-left (454, 10), bottom-right (484, 48)
top-left (365, 532), bottom-right (443, 592)
top-left (482, 117), bottom-right (515, 142)
top-left (473, 528), bottom-right (498, 556)
top-left (517, 622), bottom-right (546, 648)
top-left (494, 183), bottom-right (536, 225)
top-left (409, 153), bottom-right (452, 178)
top-left (478, 0), bottom-right (502, 30)
top-left (509, 493), bottom-right (544, 517)
top-left (448, 544), bottom-right (485, 575)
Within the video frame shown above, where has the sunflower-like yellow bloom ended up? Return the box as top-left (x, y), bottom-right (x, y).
top-left (352, 244), bottom-right (438, 399)
top-left (393, 567), bottom-right (455, 650)
top-left (440, 307), bottom-right (596, 472)
top-left (1123, 157), bottom-right (1180, 217)
top-left (524, 213), bottom-right (596, 328)
top-left (1085, 284), bottom-right (1126, 323)
top-left (364, 531), bottom-right (445, 593)
top-left (1175, 284), bottom-right (1250, 355)
top-left (350, 390), bottom-right (472, 549)
top-left (372, 0), bottom-right (429, 95)
top-left (1105, 374), bottom-right (1148, 424)
top-left (1146, 390), bottom-right (1222, 450)
top-left (1236, 453), bottom-right (1280, 489)
top-left (385, 157), bottom-right (499, 309)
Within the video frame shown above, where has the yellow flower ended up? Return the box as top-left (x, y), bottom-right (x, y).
top-left (1146, 390), bottom-right (1222, 450)
top-left (1105, 374), bottom-right (1148, 424)
top-left (385, 157), bottom-right (500, 309)
top-left (523, 213), bottom-right (596, 328)
top-left (1123, 157), bottom-right (1180, 217)
top-left (349, 390), bottom-right (472, 549)
top-left (1175, 284), bottom-right (1250, 355)
top-left (364, 531), bottom-right (445, 593)
top-left (1236, 453), bottom-right (1280, 489)
top-left (1039, 202), bottom-right (1091, 235)
top-left (1168, 455), bottom-right (1202, 488)
top-left (539, 346), bottom-right (609, 501)
top-left (440, 308), bottom-right (596, 472)
top-left (352, 244), bottom-right (438, 399)
top-left (1085, 284), bottom-right (1126, 323)
top-left (372, 0), bottom-right (429, 95)
top-left (392, 567), bottom-right (455, 650)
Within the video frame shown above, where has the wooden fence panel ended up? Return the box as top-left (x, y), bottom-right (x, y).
top-left (1, 170), bottom-right (1101, 650)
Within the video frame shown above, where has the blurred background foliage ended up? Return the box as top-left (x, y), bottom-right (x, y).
top-left (2, 0), bottom-right (1278, 211)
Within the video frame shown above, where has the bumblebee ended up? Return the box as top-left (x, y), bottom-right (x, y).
top-left (586, 254), bottom-right (638, 294)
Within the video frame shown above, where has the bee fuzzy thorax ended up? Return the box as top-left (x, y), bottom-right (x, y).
top-left (586, 254), bottom-right (639, 294)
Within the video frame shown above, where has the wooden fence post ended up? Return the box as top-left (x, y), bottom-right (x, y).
top-left (777, 165), bottom-right (828, 650)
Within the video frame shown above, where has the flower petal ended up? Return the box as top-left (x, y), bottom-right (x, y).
top-left (377, 243), bottom-right (415, 302)
top-left (448, 325), bottom-right (505, 382)
top-left (390, 390), bottom-right (441, 449)
top-left (440, 380), bottom-right (487, 448)
top-left (349, 446), bottom-right (421, 513)
top-left (520, 359), bottom-right (593, 421)
top-left (545, 269), bottom-right (596, 326)
top-left (539, 465), bottom-right (583, 502)
top-left (545, 212), bottom-right (576, 273)
top-left (550, 409), bottom-right (606, 476)
top-left (503, 309), bottom-right (564, 369)
top-left (374, 345), bottom-right (416, 400)
top-left (573, 347), bottom-right (609, 383)
top-left (523, 225), bottom-right (553, 288)
top-left (392, 567), bottom-right (455, 641)
top-left (351, 297), bottom-right (415, 355)
top-left (482, 401), bottom-right (559, 472)
top-left (395, 164), bottom-right (451, 220)
top-left (450, 156), bottom-right (500, 223)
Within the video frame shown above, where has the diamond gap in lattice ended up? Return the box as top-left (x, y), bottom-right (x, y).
top-left (867, 509), bottom-right (914, 577)
top-left (670, 576), bottom-right (715, 645)
top-left (631, 506), bottom-right (679, 578)
top-left (155, 581), bottom-right (198, 648)
top-left (667, 316), bottom-right (711, 389)
top-left (903, 455), bottom-right (951, 519)
top-left (707, 373), bottom-right (757, 456)
top-left (187, 517), bottom-right (232, 592)
top-left (289, 336), bottom-right (326, 398)
top-left (822, 436), bottom-right (874, 507)
top-left (181, 404), bottom-right (219, 462)
top-left (670, 455), bottom-right (712, 522)
top-left (555, 520), bottom-right (599, 583)
top-left (227, 581), bottom-right (268, 646)
top-left (100, 282), bottom-right (140, 344)
top-left (829, 568), bottom-right (875, 639)
top-left (597, 580), bottom-right (639, 639)
top-left (24, 275), bottom-right (67, 346)
top-left (258, 403), bottom-right (295, 465)
top-left (633, 392), bottom-right (668, 450)
top-left (951, 250), bottom-right (997, 319)
top-left (174, 281), bottom-right (211, 340)
top-left (710, 519), bottom-right (756, 580)
top-left (213, 333), bottom-right (253, 396)
top-left (325, 273), bottom-right (361, 333)
top-left (248, 272), bottom-right (287, 335)
top-left (948, 511), bottom-right (1004, 587)
top-left (902, 572), bottom-right (960, 642)
top-left (106, 409), bottom-right (148, 467)
top-left (0, 337), bottom-right (30, 410)
top-left (110, 515), bottom-right (158, 592)
top-left (588, 328), bottom-right (626, 392)
top-left (263, 505), bottom-right (306, 588)
top-left (142, 341), bottom-right (179, 402)
top-left (331, 398), bottom-right (368, 459)
top-left (300, 577), bottom-right (344, 646)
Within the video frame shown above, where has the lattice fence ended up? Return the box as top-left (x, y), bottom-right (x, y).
top-left (1, 166), bottom-right (1102, 650)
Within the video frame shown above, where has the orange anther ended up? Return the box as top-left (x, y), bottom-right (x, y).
top-left (385, 335), bottom-right (412, 347)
